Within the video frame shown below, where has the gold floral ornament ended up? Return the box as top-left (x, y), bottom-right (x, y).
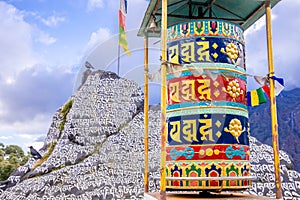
top-left (222, 80), bottom-right (244, 101)
top-left (224, 118), bottom-right (245, 143)
top-left (221, 42), bottom-right (239, 64)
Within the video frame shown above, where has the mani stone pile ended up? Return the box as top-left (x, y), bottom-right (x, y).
top-left (0, 70), bottom-right (300, 199)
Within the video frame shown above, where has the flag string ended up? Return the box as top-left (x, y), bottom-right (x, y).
top-left (156, 59), bottom-right (272, 80)
top-left (150, 61), bottom-right (284, 102)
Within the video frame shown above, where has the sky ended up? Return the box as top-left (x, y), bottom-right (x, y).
top-left (0, 0), bottom-right (299, 152)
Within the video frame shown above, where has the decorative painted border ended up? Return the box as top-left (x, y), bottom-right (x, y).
top-left (166, 184), bottom-right (252, 190)
top-left (166, 63), bottom-right (246, 80)
top-left (166, 144), bottom-right (250, 161)
top-left (167, 19), bottom-right (244, 44)
top-left (167, 101), bottom-right (248, 112)
top-left (166, 161), bottom-right (251, 189)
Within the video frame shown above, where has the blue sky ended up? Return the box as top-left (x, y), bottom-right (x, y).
top-left (0, 0), bottom-right (299, 151)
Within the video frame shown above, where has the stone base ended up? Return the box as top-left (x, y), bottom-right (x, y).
top-left (144, 192), bottom-right (272, 200)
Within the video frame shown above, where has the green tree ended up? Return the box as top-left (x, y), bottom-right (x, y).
top-left (0, 143), bottom-right (29, 181)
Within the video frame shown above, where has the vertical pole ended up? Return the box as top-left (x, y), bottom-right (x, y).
top-left (160, 0), bottom-right (168, 199)
top-left (144, 35), bottom-right (149, 193)
top-left (117, 44), bottom-right (120, 76)
top-left (265, 1), bottom-right (282, 199)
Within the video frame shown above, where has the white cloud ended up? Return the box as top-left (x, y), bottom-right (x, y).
top-left (5, 76), bottom-right (16, 85)
top-left (0, 64), bottom-right (74, 123)
top-left (0, 112), bottom-right (52, 146)
top-left (0, 1), bottom-right (38, 76)
top-left (245, 13), bottom-right (277, 37)
top-left (0, 64), bottom-right (74, 149)
top-left (41, 15), bottom-right (65, 27)
top-left (36, 31), bottom-right (57, 45)
top-left (245, 1), bottom-right (300, 90)
top-left (0, 113), bottom-right (51, 150)
top-left (288, 0), bottom-right (300, 5)
top-left (19, 134), bottom-right (35, 139)
top-left (87, 0), bottom-right (104, 11)
top-left (0, 136), bottom-right (12, 140)
top-left (123, 0), bottom-right (148, 30)
top-left (0, 2), bottom-right (76, 149)
top-left (84, 27), bottom-right (111, 55)
top-left (82, 0), bottom-right (151, 71)
top-left (24, 141), bottom-right (44, 151)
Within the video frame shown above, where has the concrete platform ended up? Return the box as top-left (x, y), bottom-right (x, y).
top-left (144, 192), bottom-right (272, 200)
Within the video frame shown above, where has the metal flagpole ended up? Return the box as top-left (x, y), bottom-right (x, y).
top-left (160, 0), bottom-right (167, 199)
top-left (143, 35), bottom-right (149, 193)
top-left (117, 43), bottom-right (120, 76)
top-left (265, 1), bottom-right (282, 199)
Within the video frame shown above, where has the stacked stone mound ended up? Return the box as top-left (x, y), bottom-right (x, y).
top-left (0, 70), bottom-right (299, 199)
top-left (247, 137), bottom-right (300, 199)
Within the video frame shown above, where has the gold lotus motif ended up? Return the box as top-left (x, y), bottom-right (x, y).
top-left (224, 118), bottom-right (245, 143)
top-left (225, 42), bottom-right (239, 60)
top-left (222, 80), bottom-right (244, 101)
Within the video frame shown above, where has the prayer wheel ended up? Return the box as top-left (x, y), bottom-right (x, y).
top-left (166, 19), bottom-right (251, 190)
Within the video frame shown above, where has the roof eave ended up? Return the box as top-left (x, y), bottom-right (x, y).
top-left (137, 0), bottom-right (160, 37)
top-left (137, 0), bottom-right (281, 37)
top-left (242, 0), bottom-right (281, 30)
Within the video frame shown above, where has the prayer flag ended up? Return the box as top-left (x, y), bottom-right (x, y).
top-left (247, 87), bottom-right (267, 107)
top-left (119, 0), bottom-right (130, 56)
top-left (262, 85), bottom-right (270, 99)
top-left (254, 75), bottom-right (268, 86)
top-left (269, 76), bottom-right (284, 96)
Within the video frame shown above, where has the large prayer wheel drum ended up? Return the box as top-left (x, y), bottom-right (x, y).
top-left (166, 19), bottom-right (251, 190)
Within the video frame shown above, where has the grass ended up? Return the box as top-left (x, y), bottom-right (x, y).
top-left (58, 98), bottom-right (73, 136)
top-left (32, 141), bottom-right (57, 171)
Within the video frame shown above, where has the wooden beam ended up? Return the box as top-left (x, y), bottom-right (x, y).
top-left (214, 2), bottom-right (244, 20)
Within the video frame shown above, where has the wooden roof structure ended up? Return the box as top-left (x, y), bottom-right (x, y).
top-left (138, 0), bottom-right (281, 37)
